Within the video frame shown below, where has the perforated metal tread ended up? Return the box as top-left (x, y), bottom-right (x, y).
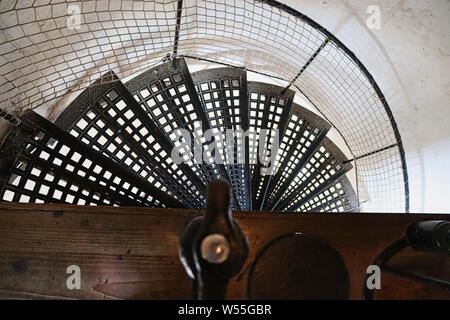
top-left (298, 176), bottom-right (359, 213)
top-left (125, 58), bottom-right (239, 209)
top-left (263, 102), bottom-right (331, 210)
top-left (247, 82), bottom-right (295, 210)
top-left (55, 71), bottom-right (205, 209)
top-left (272, 136), bottom-right (353, 212)
top-left (191, 67), bottom-right (251, 210)
top-left (0, 111), bottom-right (183, 208)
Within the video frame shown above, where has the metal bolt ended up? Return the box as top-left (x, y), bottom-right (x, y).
top-left (200, 234), bottom-right (230, 264)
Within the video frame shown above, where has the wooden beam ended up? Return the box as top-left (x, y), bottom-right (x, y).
top-left (0, 203), bottom-right (448, 299)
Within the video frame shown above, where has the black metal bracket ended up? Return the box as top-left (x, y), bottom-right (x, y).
top-left (179, 179), bottom-right (249, 299)
top-left (342, 143), bottom-right (398, 164)
top-left (173, 0), bottom-right (183, 57)
top-left (282, 38), bottom-right (329, 94)
top-left (363, 220), bottom-right (450, 300)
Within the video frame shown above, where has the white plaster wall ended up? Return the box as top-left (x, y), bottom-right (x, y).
top-left (281, 0), bottom-right (450, 213)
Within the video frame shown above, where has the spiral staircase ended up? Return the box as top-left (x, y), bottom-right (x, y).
top-left (0, 57), bottom-right (358, 213)
top-left (1, 1), bottom-right (449, 302)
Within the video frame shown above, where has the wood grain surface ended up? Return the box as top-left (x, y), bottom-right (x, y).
top-left (0, 203), bottom-right (448, 299)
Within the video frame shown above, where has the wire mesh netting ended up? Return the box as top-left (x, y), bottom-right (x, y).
top-left (0, 0), bottom-right (409, 212)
